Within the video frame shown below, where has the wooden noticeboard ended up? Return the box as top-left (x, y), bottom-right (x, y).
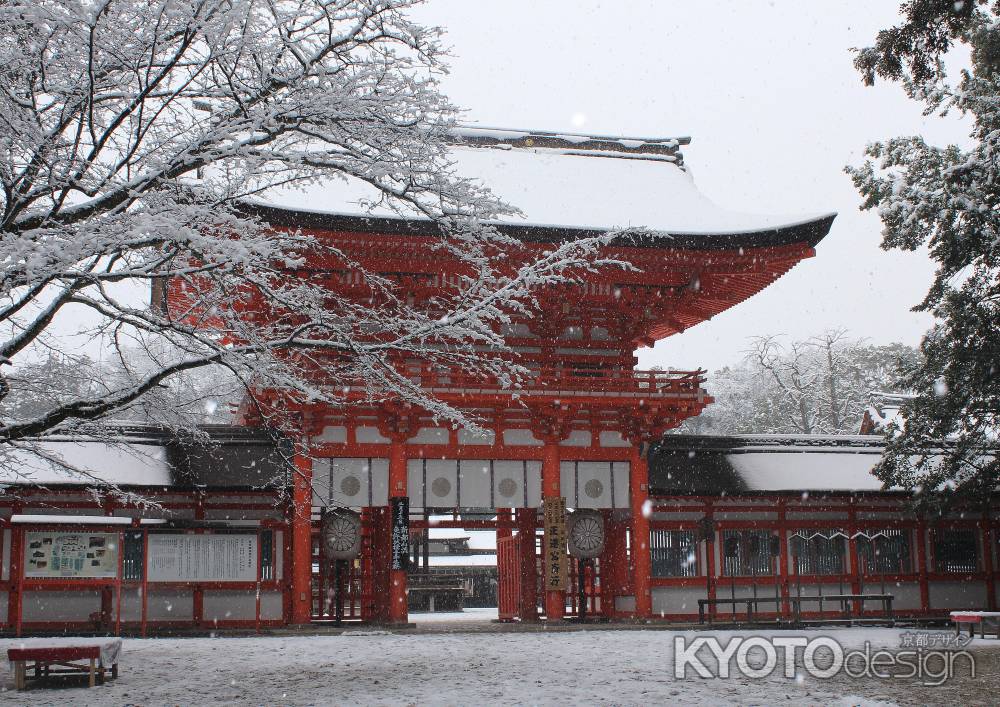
top-left (390, 496), bottom-right (409, 571)
top-left (146, 533), bottom-right (257, 582)
top-left (24, 532), bottom-right (119, 578)
top-left (543, 497), bottom-right (568, 590)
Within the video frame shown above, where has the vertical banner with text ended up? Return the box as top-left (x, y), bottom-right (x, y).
top-left (544, 497), bottom-right (568, 590)
top-left (390, 496), bottom-right (410, 571)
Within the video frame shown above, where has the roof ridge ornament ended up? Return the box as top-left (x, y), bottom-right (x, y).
top-left (449, 125), bottom-right (689, 165)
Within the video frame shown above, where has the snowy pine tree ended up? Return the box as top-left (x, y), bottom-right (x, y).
top-left (847, 0), bottom-right (1000, 505)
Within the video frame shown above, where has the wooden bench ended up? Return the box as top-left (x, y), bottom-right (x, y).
top-left (951, 611), bottom-right (1000, 639)
top-left (790, 593), bottom-right (894, 624)
top-left (698, 596), bottom-right (782, 623)
top-left (698, 593), bottom-right (894, 624)
top-left (8, 639), bottom-right (121, 691)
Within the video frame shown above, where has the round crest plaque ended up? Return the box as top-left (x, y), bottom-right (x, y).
top-left (321, 508), bottom-right (362, 561)
top-left (567, 509), bottom-right (606, 559)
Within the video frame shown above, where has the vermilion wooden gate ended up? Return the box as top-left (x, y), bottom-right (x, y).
top-left (311, 508), bottom-right (379, 623)
top-left (497, 535), bottom-right (521, 621)
top-left (568, 559), bottom-right (601, 618)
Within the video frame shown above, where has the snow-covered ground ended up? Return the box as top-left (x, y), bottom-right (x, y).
top-left (409, 607), bottom-right (498, 623)
top-left (2, 627), bottom-right (998, 705)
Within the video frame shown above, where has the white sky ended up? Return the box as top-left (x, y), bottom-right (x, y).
top-left (412, 0), bottom-right (970, 372)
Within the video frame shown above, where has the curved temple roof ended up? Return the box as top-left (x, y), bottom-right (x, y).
top-left (248, 126), bottom-right (835, 250)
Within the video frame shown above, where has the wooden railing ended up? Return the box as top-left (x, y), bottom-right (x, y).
top-left (385, 363), bottom-right (708, 401)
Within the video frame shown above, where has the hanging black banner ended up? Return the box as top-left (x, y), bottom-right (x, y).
top-left (390, 496), bottom-right (410, 571)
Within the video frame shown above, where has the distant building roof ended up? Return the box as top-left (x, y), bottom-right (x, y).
top-left (245, 125), bottom-right (835, 250)
top-left (426, 554), bottom-right (497, 568)
top-left (859, 391), bottom-right (914, 435)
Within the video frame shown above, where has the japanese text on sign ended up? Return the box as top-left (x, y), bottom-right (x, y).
top-left (390, 497), bottom-right (410, 571)
top-left (543, 497), bottom-right (568, 590)
top-left (147, 534), bottom-right (257, 582)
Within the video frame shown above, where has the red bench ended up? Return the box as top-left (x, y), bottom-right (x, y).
top-left (8, 640), bottom-right (121, 691)
top-left (951, 611), bottom-right (1000, 639)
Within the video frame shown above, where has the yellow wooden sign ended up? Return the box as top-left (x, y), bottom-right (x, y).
top-left (543, 497), bottom-right (568, 590)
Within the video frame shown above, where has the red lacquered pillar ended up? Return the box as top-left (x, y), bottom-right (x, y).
top-left (542, 440), bottom-right (565, 620)
top-left (516, 507), bottom-right (539, 621)
top-left (387, 436), bottom-right (409, 624)
top-left (290, 447), bottom-right (314, 624)
top-left (630, 443), bottom-right (653, 619)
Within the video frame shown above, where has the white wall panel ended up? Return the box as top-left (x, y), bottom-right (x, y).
top-left (327, 458), bottom-right (388, 508)
top-left (560, 430), bottom-right (591, 447)
top-left (371, 458), bottom-right (389, 506)
top-left (22, 590), bottom-right (100, 622)
top-left (599, 431), bottom-right (632, 448)
top-left (493, 461), bottom-right (529, 508)
top-left (355, 427), bottom-right (389, 444)
top-left (526, 462), bottom-right (542, 508)
top-left (458, 429), bottom-right (495, 445)
top-left (612, 461), bottom-right (630, 509)
top-left (459, 460), bottom-right (492, 508)
top-left (929, 580), bottom-right (987, 609)
top-left (204, 590), bottom-right (256, 621)
top-left (313, 426), bottom-right (347, 444)
top-left (576, 462), bottom-right (614, 509)
top-left (560, 462), bottom-right (575, 505)
top-left (146, 589), bottom-right (194, 621)
top-left (119, 587), bottom-right (142, 622)
top-left (652, 586), bottom-right (702, 615)
top-left (503, 429), bottom-right (542, 446)
top-left (423, 459), bottom-right (458, 507)
top-left (409, 427), bottom-right (449, 445)
top-left (407, 460), bottom-right (425, 509)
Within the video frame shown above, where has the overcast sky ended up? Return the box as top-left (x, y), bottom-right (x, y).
top-left (412, 1), bottom-right (971, 372)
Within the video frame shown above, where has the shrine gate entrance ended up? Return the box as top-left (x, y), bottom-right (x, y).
top-left (309, 500), bottom-right (625, 624)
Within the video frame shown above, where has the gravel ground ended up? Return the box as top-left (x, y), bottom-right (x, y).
top-left (0, 626), bottom-right (997, 705)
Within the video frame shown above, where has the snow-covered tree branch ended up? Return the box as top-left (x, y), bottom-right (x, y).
top-left (0, 0), bottom-right (627, 480)
top-left (675, 331), bottom-right (918, 436)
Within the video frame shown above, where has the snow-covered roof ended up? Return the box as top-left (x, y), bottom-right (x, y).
top-left (426, 553), bottom-right (496, 567)
top-left (0, 440), bottom-right (171, 487)
top-left (651, 434), bottom-right (889, 493)
top-left (428, 528), bottom-right (496, 551)
top-left (0, 425), bottom-right (290, 489)
top-left (726, 448), bottom-right (885, 492)
top-left (249, 126), bottom-right (835, 247)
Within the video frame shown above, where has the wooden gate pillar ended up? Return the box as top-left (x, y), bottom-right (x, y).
top-left (599, 510), bottom-right (625, 618)
top-left (541, 439), bottom-right (565, 620)
top-left (290, 443), bottom-right (314, 625)
top-left (516, 507), bottom-right (539, 621)
top-left (387, 434), bottom-right (409, 624)
top-left (628, 442), bottom-right (653, 619)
